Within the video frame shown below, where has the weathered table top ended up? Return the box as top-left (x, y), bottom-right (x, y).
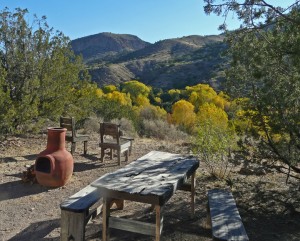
top-left (91, 151), bottom-right (199, 205)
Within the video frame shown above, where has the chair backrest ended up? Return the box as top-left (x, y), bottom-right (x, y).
top-left (60, 116), bottom-right (76, 138)
top-left (100, 122), bottom-right (121, 144)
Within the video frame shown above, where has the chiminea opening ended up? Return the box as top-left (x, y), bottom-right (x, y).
top-left (35, 157), bottom-right (51, 173)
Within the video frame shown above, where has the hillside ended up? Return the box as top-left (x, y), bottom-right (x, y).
top-left (71, 33), bottom-right (227, 90)
top-left (71, 32), bottom-right (150, 62)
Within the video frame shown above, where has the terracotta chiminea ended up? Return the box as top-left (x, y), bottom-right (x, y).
top-left (35, 127), bottom-right (74, 187)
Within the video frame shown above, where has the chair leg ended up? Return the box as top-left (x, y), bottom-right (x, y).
top-left (129, 142), bottom-right (132, 156)
top-left (125, 150), bottom-right (129, 162)
top-left (83, 141), bottom-right (88, 155)
top-left (109, 149), bottom-right (113, 159)
top-left (117, 151), bottom-right (121, 166)
top-left (100, 148), bottom-right (105, 162)
top-left (71, 142), bottom-right (76, 155)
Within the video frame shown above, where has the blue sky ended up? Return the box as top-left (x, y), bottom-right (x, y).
top-left (0, 0), bottom-right (296, 43)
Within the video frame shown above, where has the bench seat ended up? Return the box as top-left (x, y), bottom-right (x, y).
top-left (60, 182), bottom-right (124, 241)
top-left (60, 185), bottom-right (102, 241)
top-left (207, 189), bottom-right (249, 241)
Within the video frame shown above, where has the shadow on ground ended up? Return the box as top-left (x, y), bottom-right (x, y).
top-left (0, 180), bottom-right (49, 201)
top-left (8, 219), bottom-right (60, 241)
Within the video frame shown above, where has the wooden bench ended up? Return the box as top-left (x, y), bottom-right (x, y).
top-left (207, 189), bottom-right (249, 241)
top-left (60, 184), bottom-right (123, 241)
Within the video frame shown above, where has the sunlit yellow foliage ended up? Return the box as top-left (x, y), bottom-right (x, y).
top-left (102, 85), bottom-right (117, 94)
top-left (197, 103), bottom-right (228, 129)
top-left (168, 89), bottom-right (181, 99)
top-left (194, 102), bottom-right (237, 180)
top-left (186, 84), bottom-right (229, 111)
top-left (186, 84), bottom-right (217, 110)
top-left (154, 96), bottom-right (161, 104)
top-left (171, 100), bottom-right (196, 131)
top-left (135, 95), bottom-right (150, 106)
top-left (213, 95), bottom-right (230, 110)
top-left (95, 88), bottom-right (104, 98)
top-left (106, 91), bottom-right (132, 106)
top-left (122, 80), bottom-right (151, 106)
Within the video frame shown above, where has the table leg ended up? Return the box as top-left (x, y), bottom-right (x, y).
top-left (155, 205), bottom-right (162, 241)
top-left (191, 172), bottom-right (196, 217)
top-left (102, 197), bottom-right (111, 241)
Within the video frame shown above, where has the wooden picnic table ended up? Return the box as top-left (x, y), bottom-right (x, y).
top-left (91, 150), bottom-right (199, 241)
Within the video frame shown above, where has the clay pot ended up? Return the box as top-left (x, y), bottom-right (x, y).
top-left (35, 127), bottom-right (74, 187)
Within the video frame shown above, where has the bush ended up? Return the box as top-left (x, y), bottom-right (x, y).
top-left (111, 118), bottom-right (137, 137)
top-left (83, 116), bottom-right (103, 134)
top-left (142, 119), bottom-right (188, 141)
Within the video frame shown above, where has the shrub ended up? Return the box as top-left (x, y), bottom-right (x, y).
top-left (111, 118), bottom-right (137, 137)
top-left (142, 119), bottom-right (188, 141)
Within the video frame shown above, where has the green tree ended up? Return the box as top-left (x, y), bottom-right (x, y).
top-left (204, 1), bottom-right (300, 175)
top-left (0, 8), bottom-right (91, 134)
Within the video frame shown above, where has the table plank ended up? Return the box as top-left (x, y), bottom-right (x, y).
top-left (91, 151), bottom-right (199, 205)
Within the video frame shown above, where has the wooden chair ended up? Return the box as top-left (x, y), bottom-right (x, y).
top-left (60, 116), bottom-right (89, 155)
top-left (99, 122), bottom-right (134, 165)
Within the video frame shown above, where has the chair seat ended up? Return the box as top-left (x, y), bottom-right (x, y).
top-left (99, 139), bottom-right (131, 151)
top-left (99, 122), bottom-right (134, 165)
top-left (73, 134), bottom-right (89, 142)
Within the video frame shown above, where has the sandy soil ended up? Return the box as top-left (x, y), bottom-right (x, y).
top-left (0, 133), bottom-right (299, 241)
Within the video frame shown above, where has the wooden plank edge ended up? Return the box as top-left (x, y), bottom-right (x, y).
top-left (109, 216), bottom-right (163, 236)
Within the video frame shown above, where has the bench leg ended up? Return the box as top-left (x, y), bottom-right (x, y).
top-left (117, 151), bottom-right (121, 166)
top-left (83, 141), bottom-right (88, 155)
top-left (109, 148), bottom-right (113, 159)
top-left (191, 172), bottom-right (196, 217)
top-left (61, 210), bottom-right (85, 241)
top-left (125, 150), bottom-right (129, 162)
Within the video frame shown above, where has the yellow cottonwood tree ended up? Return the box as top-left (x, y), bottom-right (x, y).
top-left (106, 91), bottom-right (132, 106)
top-left (194, 103), bottom-right (236, 179)
top-left (171, 100), bottom-right (196, 132)
top-left (121, 80), bottom-right (151, 106)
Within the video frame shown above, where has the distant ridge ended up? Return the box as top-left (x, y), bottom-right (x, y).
top-left (71, 32), bottom-right (150, 62)
top-left (71, 32), bottom-right (226, 90)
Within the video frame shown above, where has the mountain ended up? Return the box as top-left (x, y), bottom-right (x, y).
top-left (71, 33), bottom-right (227, 90)
top-left (71, 32), bottom-right (150, 62)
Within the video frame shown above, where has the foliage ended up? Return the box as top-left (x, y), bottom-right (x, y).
top-left (171, 99), bottom-right (196, 133)
top-left (193, 103), bottom-right (237, 179)
top-left (203, 0), bottom-right (300, 175)
top-left (121, 80), bottom-right (151, 106)
top-left (142, 119), bottom-right (188, 141)
top-left (95, 97), bottom-right (135, 122)
top-left (66, 81), bottom-right (100, 122)
top-left (0, 8), bottom-right (91, 134)
top-left (105, 90), bottom-right (132, 106)
top-left (138, 105), bottom-right (167, 121)
top-left (102, 84), bottom-right (117, 94)
top-left (185, 84), bottom-right (229, 112)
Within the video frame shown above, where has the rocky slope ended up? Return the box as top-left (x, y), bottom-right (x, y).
top-left (71, 33), bottom-right (227, 90)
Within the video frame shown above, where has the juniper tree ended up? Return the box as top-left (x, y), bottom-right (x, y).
top-left (203, 1), bottom-right (300, 176)
top-left (0, 8), bottom-right (91, 134)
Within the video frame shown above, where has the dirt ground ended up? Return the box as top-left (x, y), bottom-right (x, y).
top-left (0, 133), bottom-right (300, 241)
